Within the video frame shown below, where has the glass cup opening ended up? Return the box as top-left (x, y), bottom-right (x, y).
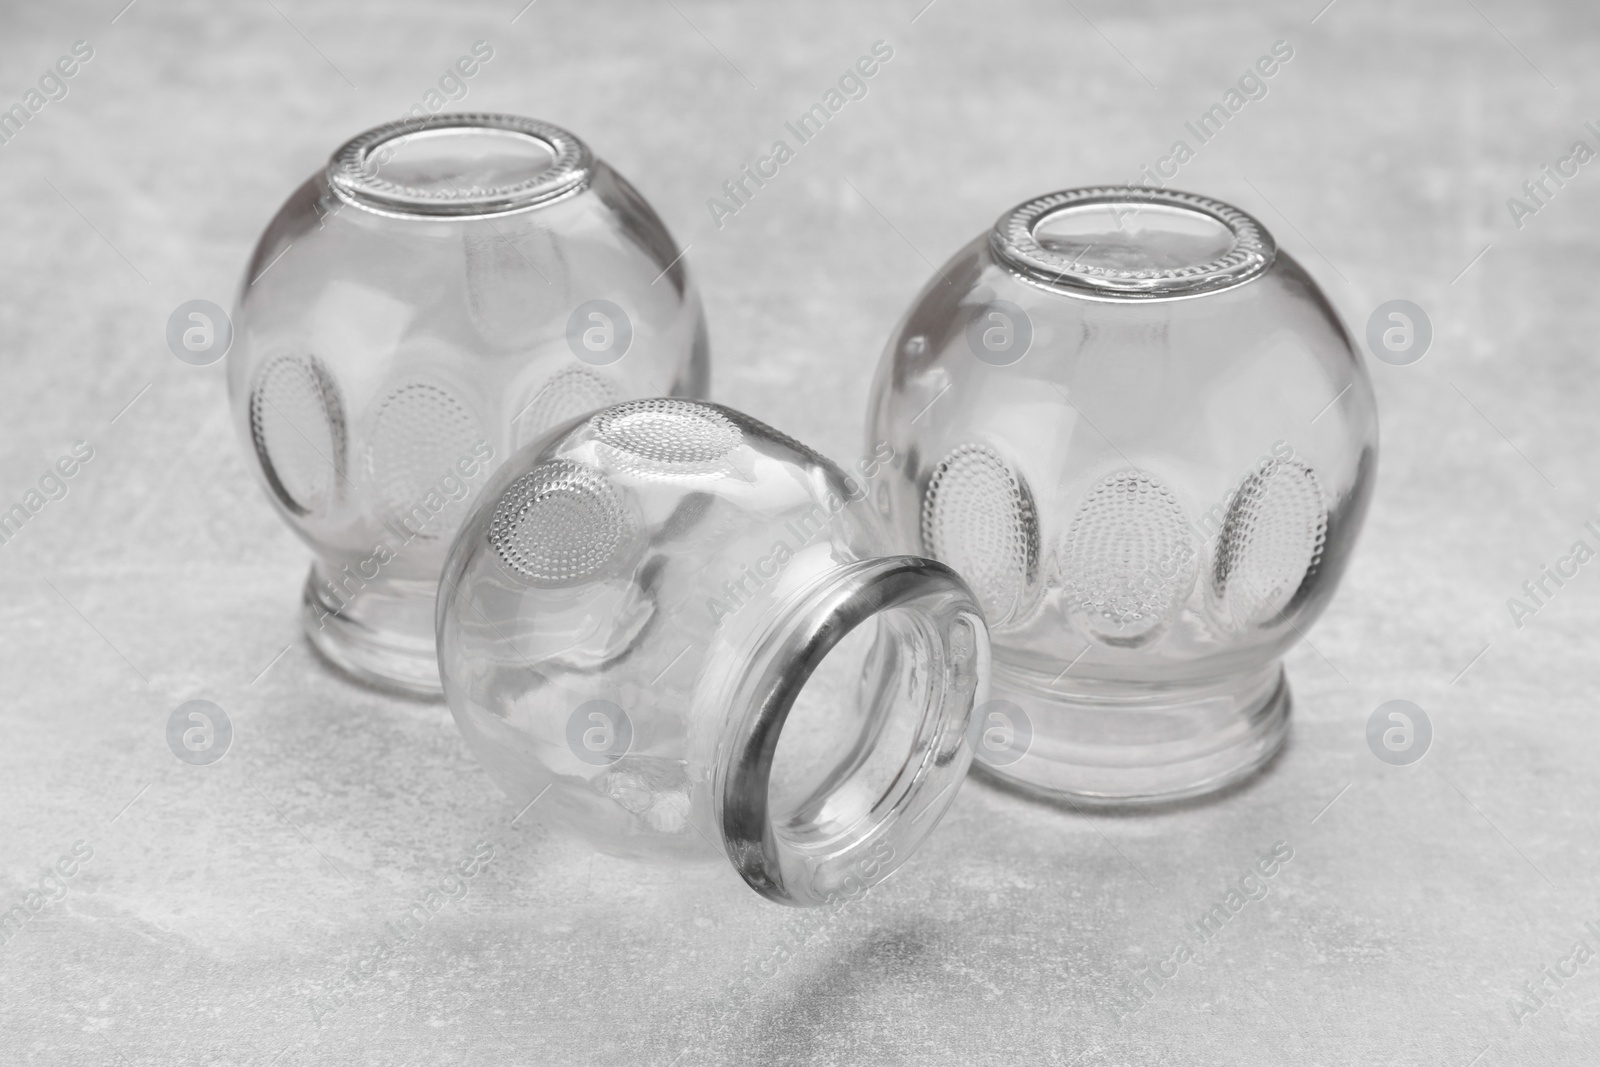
top-left (364, 127), bottom-right (559, 198)
top-left (1032, 202), bottom-right (1238, 274)
top-left (767, 607), bottom-right (936, 851)
top-left (718, 557), bottom-right (987, 906)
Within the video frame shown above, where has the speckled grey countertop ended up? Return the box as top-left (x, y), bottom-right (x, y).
top-left (2, 1), bottom-right (1599, 1064)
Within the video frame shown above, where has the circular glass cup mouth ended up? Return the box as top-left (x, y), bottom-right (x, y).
top-left (717, 556), bottom-right (986, 907)
top-left (990, 187), bottom-right (1275, 298)
top-left (328, 113), bottom-right (592, 217)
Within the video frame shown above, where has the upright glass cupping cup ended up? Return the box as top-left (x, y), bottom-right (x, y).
top-left (228, 114), bottom-right (709, 696)
top-left (865, 187), bottom-right (1377, 804)
top-left (437, 399), bottom-right (988, 904)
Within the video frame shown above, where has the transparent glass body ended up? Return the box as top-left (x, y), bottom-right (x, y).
top-left (865, 187), bottom-right (1378, 804)
top-left (227, 114), bottom-right (709, 696)
top-left (437, 399), bottom-right (989, 905)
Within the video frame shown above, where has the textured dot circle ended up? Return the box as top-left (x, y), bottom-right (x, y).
top-left (592, 399), bottom-right (740, 476)
top-left (1211, 458), bottom-right (1327, 630)
top-left (489, 459), bottom-right (632, 585)
top-left (514, 367), bottom-right (620, 450)
top-left (1061, 469), bottom-right (1195, 645)
top-left (922, 444), bottom-right (1039, 629)
top-left (249, 353), bottom-right (345, 517)
top-left (364, 379), bottom-right (484, 540)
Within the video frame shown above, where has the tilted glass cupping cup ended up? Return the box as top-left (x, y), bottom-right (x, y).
top-left (437, 399), bottom-right (989, 904)
top-left (865, 187), bottom-right (1377, 804)
top-left (228, 114), bottom-right (708, 696)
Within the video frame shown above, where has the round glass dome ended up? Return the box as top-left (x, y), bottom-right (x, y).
top-left (227, 114), bottom-right (709, 696)
top-left (866, 186), bottom-right (1376, 804)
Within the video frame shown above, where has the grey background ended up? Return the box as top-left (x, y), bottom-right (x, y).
top-left (1, 1), bottom-right (1597, 1064)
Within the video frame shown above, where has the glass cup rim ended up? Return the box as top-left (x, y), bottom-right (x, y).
top-left (327, 112), bottom-right (593, 218)
top-left (989, 186), bottom-right (1276, 299)
top-left (716, 555), bottom-right (984, 907)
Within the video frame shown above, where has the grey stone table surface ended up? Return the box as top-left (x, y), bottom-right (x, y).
top-left (2, 0), bottom-right (1598, 1064)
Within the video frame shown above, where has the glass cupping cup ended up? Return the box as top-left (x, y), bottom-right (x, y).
top-left (865, 186), bottom-right (1377, 804)
top-left (437, 399), bottom-right (989, 905)
top-left (228, 113), bottom-right (709, 696)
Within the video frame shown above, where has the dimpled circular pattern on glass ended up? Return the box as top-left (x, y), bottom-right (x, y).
top-left (249, 352), bottom-right (345, 517)
top-left (1211, 458), bottom-right (1327, 631)
top-left (488, 459), bottom-right (632, 585)
top-left (363, 379), bottom-right (483, 539)
top-left (921, 443), bottom-right (1038, 629)
top-left (1061, 469), bottom-right (1195, 645)
top-left (514, 366), bottom-right (621, 450)
top-left (592, 398), bottom-right (741, 478)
